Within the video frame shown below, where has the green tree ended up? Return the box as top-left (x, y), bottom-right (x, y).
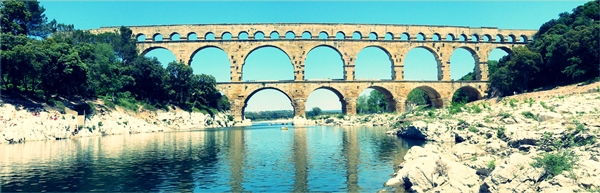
top-left (312, 107), bottom-right (322, 116)
top-left (406, 89), bottom-right (431, 106)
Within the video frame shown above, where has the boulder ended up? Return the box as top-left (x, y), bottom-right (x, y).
top-left (396, 121), bottom-right (455, 142)
top-left (480, 153), bottom-right (545, 193)
top-left (386, 145), bottom-right (479, 192)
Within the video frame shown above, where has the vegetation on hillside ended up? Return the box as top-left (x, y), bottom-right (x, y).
top-left (0, 0), bottom-right (229, 113)
top-left (489, 0), bottom-right (599, 96)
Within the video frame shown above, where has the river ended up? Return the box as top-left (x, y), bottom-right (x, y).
top-left (1, 123), bottom-right (423, 192)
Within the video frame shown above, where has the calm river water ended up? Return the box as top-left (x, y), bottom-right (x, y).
top-left (1, 123), bottom-right (423, 192)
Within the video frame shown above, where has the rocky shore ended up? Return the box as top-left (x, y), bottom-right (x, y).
top-left (299, 82), bottom-right (600, 192)
top-left (1, 98), bottom-right (250, 144)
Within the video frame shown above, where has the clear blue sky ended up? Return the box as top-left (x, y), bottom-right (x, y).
top-left (41, 1), bottom-right (589, 113)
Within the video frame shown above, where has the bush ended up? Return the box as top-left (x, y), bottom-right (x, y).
top-left (448, 102), bottom-right (464, 115)
top-left (103, 96), bottom-right (116, 109)
top-left (521, 111), bottom-right (537, 120)
top-left (115, 97), bottom-right (139, 112)
top-left (468, 126), bottom-right (479, 133)
top-left (336, 114), bottom-right (345, 119)
top-left (54, 100), bottom-right (66, 114)
top-left (487, 159), bottom-right (496, 171)
top-left (532, 151), bottom-right (578, 178)
top-left (227, 115), bottom-right (234, 121)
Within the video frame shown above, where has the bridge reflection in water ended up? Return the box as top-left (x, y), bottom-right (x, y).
top-left (0, 126), bottom-right (423, 192)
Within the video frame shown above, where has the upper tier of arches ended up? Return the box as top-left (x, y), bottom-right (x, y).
top-left (92, 23), bottom-right (537, 44)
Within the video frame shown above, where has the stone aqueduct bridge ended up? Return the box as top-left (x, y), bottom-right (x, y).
top-left (91, 23), bottom-right (537, 121)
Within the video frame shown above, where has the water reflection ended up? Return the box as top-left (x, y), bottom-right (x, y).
top-left (1, 125), bottom-right (423, 192)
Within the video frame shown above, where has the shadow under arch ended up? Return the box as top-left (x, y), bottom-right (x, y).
top-left (408, 85), bottom-right (444, 108)
top-left (242, 87), bottom-right (294, 118)
top-left (364, 85), bottom-right (396, 113)
top-left (307, 86), bottom-right (346, 113)
top-left (451, 86), bottom-right (483, 103)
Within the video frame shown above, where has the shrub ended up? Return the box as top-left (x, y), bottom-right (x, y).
top-left (448, 102), bottom-right (464, 115)
top-left (487, 159), bottom-right (496, 171)
top-left (495, 126), bottom-right (506, 139)
top-left (470, 104), bottom-right (482, 114)
top-left (228, 115), bottom-right (234, 122)
top-left (468, 126), bottom-right (479, 133)
top-left (498, 112), bottom-right (512, 119)
top-left (103, 96), bottom-right (116, 109)
top-left (524, 98), bottom-right (535, 107)
top-left (521, 111), bottom-right (537, 120)
top-left (532, 151), bottom-right (578, 178)
top-left (98, 121), bottom-right (103, 127)
top-left (336, 114), bottom-right (345, 119)
top-left (54, 100), bottom-right (66, 113)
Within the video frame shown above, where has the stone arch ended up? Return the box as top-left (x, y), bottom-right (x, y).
top-left (140, 46), bottom-right (173, 57)
top-left (355, 45), bottom-right (394, 80)
top-left (507, 34), bottom-right (516, 42)
top-left (432, 33), bottom-right (441, 41)
top-left (384, 32), bottom-right (394, 40)
top-left (416, 32), bottom-right (426, 41)
top-left (519, 35), bottom-right (528, 43)
top-left (482, 34), bottom-right (492, 42)
top-left (369, 32), bottom-right (378, 40)
top-left (242, 87), bottom-right (294, 118)
top-left (285, 31), bottom-right (296, 39)
top-left (367, 86), bottom-right (396, 113)
top-left (238, 31), bottom-right (249, 40)
top-left (352, 31), bottom-right (362, 40)
top-left (450, 46), bottom-right (480, 80)
top-left (254, 31), bottom-right (265, 40)
top-left (307, 86), bottom-right (346, 113)
top-left (221, 32), bottom-right (233, 40)
top-left (495, 34), bottom-right (504, 42)
top-left (153, 33), bottom-right (163, 41)
top-left (446, 33), bottom-right (455, 41)
top-left (487, 46), bottom-right (513, 57)
top-left (187, 32), bottom-right (198, 40)
top-left (407, 85), bottom-right (444, 108)
top-left (336, 31), bottom-right (345, 39)
top-left (471, 34), bottom-right (479, 42)
top-left (302, 31), bottom-right (312, 39)
top-left (270, 31), bottom-right (280, 39)
top-left (242, 45), bottom-right (294, 80)
top-left (136, 33), bottom-right (146, 42)
top-left (401, 32), bottom-right (410, 41)
top-left (188, 45), bottom-right (230, 69)
top-left (169, 32), bottom-right (180, 41)
top-left (404, 45), bottom-right (442, 80)
top-left (451, 86), bottom-right (483, 103)
top-left (204, 32), bottom-right (215, 40)
top-left (318, 31), bottom-right (329, 39)
top-left (304, 44), bottom-right (345, 80)
top-left (459, 34), bottom-right (468, 42)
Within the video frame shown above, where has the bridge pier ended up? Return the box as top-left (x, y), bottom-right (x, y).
top-left (343, 97), bottom-right (357, 115)
top-left (394, 98), bottom-right (406, 113)
top-left (229, 98), bottom-right (245, 121)
top-left (293, 98), bottom-right (306, 118)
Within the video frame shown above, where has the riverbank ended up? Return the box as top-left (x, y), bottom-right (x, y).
top-left (292, 81), bottom-right (600, 192)
top-left (0, 96), bottom-right (250, 144)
